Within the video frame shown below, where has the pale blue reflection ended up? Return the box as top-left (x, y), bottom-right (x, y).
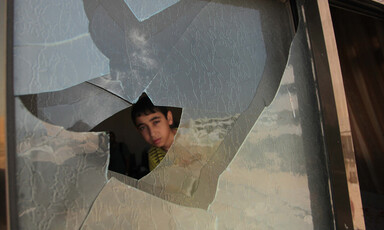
top-left (124, 0), bottom-right (180, 22)
top-left (14, 0), bottom-right (109, 95)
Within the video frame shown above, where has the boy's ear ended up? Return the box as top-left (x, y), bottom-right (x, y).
top-left (167, 111), bottom-right (173, 126)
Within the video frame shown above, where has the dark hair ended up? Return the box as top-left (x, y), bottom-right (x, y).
top-left (131, 95), bottom-right (168, 126)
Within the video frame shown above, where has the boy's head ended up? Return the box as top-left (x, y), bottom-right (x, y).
top-left (131, 95), bottom-right (175, 151)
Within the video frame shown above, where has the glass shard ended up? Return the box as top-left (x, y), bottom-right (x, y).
top-left (20, 81), bottom-right (130, 131)
top-left (124, 0), bottom-right (180, 22)
top-left (15, 98), bottom-right (109, 229)
top-left (81, 178), bottom-right (216, 230)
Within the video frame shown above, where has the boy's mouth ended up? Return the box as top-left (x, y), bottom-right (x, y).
top-left (153, 138), bottom-right (161, 145)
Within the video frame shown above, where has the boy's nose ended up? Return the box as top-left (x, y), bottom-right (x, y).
top-left (148, 127), bottom-right (156, 138)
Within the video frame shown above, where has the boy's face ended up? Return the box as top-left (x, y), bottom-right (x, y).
top-left (135, 110), bottom-right (175, 151)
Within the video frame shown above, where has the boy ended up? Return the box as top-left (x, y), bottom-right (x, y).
top-left (131, 95), bottom-right (177, 171)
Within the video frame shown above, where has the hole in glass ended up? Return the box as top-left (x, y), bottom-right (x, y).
top-left (92, 95), bottom-right (182, 179)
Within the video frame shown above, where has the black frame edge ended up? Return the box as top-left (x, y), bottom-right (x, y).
top-left (303, 1), bottom-right (355, 229)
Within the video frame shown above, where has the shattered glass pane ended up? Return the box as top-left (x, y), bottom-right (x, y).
top-left (81, 9), bottom-right (334, 228)
top-left (15, 98), bottom-right (109, 229)
top-left (13, 0), bottom-right (335, 229)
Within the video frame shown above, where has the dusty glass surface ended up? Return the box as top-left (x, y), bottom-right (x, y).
top-left (13, 0), bottom-right (334, 229)
top-left (15, 98), bottom-right (109, 229)
top-left (13, 0), bottom-right (110, 95)
top-left (81, 178), bottom-right (216, 230)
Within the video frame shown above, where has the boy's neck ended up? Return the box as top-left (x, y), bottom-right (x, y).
top-left (161, 128), bottom-right (177, 151)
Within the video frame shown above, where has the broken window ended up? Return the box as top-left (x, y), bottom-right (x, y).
top-left (13, 0), bottom-right (335, 229)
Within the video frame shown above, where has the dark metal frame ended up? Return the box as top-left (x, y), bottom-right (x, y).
top-left (1, 0), bottom-right (17, 229)
top-left (303, 0), bottom-right (384, 229)
top-left (7, 0), bottom-right (17, 226)
top-left (302, 1), bottom-right (354, 229)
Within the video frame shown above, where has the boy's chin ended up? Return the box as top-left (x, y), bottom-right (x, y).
top-left (152, 142), bottom-right (163, 148)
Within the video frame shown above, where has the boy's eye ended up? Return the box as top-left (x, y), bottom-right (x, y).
top-left (153, 120), bottom-right (160, 125)
top-left (138, 126), bottom-right (146, 132)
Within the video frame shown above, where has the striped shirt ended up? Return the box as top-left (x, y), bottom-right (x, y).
top-left (148, 146), bottom-right (167, 171)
